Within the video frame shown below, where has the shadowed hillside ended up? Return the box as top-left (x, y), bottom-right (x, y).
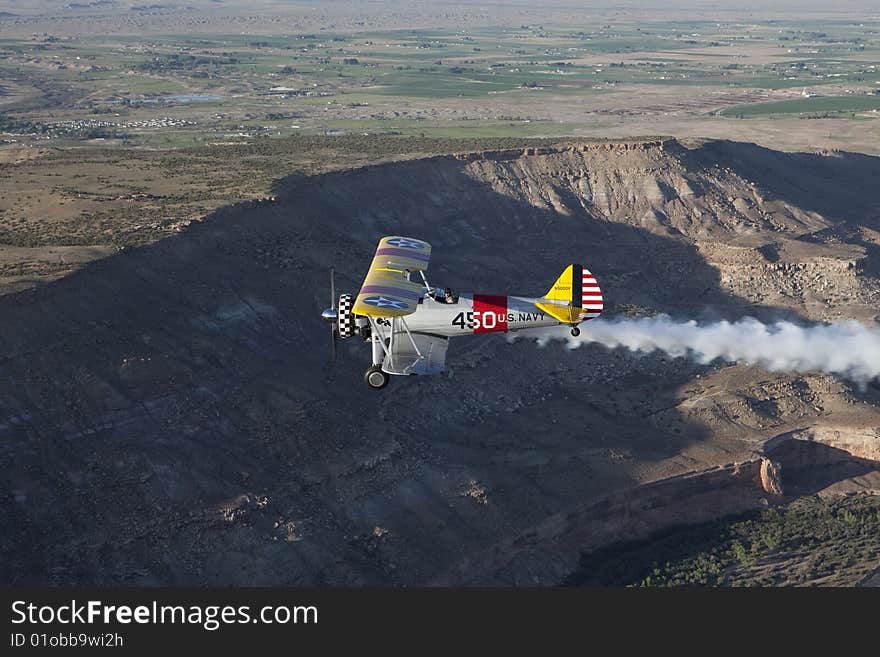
top-left (2, 138), bottom-right (879, 585)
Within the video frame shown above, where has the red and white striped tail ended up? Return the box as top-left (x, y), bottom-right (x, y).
top-left (581, 268), bottom-right (603, 320)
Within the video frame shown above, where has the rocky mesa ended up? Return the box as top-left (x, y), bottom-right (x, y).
top-left (1, 138), bottom-right (879, 585)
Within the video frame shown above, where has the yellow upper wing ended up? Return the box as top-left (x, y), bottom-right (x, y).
top-left (352, 236), bottom-right (432, 318)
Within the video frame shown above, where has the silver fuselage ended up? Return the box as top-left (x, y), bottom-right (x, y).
top-left (400, 294), bottom-right (562, 336)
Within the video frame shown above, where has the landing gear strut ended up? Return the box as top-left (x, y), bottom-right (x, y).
top-left (570, 326), bottom-right (581, 337)
top-left (364, 365), bottom-right (389, 390)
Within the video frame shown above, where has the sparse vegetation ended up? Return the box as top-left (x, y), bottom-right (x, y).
top-left (567, 495), bottom-right (880, 587)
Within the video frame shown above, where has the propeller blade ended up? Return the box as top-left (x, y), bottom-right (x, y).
top-left (330, 267), bottom-right (337, 361)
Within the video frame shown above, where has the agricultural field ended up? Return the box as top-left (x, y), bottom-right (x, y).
top-left (2, 7), bottom-right (879, 149)
top-left (721, 94), bottom-right (880, 118)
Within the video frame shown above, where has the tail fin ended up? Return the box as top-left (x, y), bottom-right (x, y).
top-left (535, 264), bottom-right (603, 324)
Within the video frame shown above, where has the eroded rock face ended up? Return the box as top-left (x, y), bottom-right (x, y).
top-left (763, 427), bottom-right (880, 462)
top-left (759, 458), bottom-right (784, 496)
top-left (761, 427), bottom-right (880, 497)
top-left (2, 139), bottom-right (880, 585)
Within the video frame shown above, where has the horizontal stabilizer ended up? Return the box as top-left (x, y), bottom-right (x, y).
top-left (535, 299), bottom-right (583, 324)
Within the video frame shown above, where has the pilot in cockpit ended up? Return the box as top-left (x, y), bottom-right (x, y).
top-left (433, 287), bottom-right (457, 304)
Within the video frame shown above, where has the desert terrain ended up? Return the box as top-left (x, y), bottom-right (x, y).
top-left (1, 1), bottom-right (879, 586)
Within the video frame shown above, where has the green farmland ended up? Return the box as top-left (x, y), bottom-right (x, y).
top-left (722, 94), bottom-right (880, 117)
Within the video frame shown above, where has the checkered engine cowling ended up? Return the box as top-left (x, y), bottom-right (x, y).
top-left (338, 294), bottom-right (355, 338)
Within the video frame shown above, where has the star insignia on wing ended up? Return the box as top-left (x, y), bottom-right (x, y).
top-left (387, 238), bottom-right (424, 249)
top-left (362, 296), bottom-right (409, 310)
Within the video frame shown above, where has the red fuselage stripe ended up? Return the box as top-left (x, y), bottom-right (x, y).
top-left (473, 294), bottom-right (509, 333)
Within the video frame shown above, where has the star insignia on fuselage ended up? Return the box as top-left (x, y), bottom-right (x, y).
top-left (362, 296), bottom-right (409, 310)
top-left (386, 238), bottom-right (424, 249)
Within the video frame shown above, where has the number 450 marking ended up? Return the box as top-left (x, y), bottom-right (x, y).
top-left (451, 311), bottom-right (498, 330)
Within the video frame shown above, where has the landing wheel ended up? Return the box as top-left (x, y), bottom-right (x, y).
top-left (570, 326), bottom-right (581, 337)
top-left (364, 365), bottom-right (389, 390)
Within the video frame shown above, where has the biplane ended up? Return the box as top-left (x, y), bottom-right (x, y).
top-left (321, 236), bottom-right (603, 389)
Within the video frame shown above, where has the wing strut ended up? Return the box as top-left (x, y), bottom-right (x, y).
top-left (368, 316), bottom-right (391, 359)
top-left (418, 270), bottom-right (431, 294)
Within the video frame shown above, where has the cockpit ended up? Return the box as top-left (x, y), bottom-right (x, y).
top-left (431, 287), bottom-right (458, 304)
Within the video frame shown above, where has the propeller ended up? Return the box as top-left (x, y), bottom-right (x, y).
top-left (329, 267), bottom-right (337, 360)
top-left (320, 268), bottom-right (346, 361)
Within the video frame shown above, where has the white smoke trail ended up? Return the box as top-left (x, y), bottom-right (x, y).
top-left (512, 316), bottom-right (880, 384)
